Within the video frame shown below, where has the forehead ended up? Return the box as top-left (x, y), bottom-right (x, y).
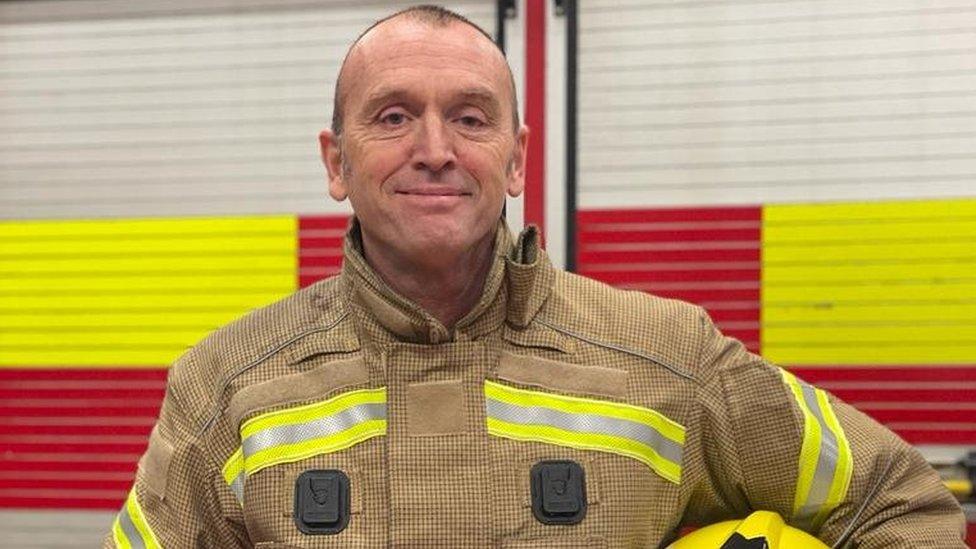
top-left (342, 19), bottom-right (510, 107)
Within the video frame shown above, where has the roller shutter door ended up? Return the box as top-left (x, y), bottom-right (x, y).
top-left (575, 1), bottom-right (976, 451)
top-left (0, 0), bottom-right (497, 219)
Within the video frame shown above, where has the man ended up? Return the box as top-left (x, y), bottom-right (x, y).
top-left (106, 5), bottom-right (966, 548)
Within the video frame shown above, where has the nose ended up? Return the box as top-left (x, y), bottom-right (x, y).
top-left (411, 113), bottom-right (457, 174)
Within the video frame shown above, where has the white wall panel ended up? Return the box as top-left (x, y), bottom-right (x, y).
top-left (577, 0), bottom-right (976, 208)
top-left (0, 0), bottom-right (498, 220)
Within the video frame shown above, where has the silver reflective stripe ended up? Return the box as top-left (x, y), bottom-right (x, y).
top-left (118, 505), bottom-right (146, 549)
top-left (228, 471), bottom-right (245, 503)
top-left (242, 402), bottom-right (386, 458)
top-left (797, 380), bottom-right (841, 527)
top-left (486, 397), bottom-right (683, 464)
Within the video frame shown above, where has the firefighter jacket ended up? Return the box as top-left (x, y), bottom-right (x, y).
top-left (107, 220), bottom-right (966, 548)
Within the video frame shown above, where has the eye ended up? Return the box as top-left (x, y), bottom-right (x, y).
top-left (379, 110), bottom-right (408, 127)
top-left (458, 115), bottom-right (486, 128)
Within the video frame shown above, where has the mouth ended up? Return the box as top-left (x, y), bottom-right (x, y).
top-left (394, 189), bottom-right (471, 197)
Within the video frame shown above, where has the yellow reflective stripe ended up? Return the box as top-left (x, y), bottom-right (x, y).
top-left (487, 417), bottom-right (682, 483)
top-left (244, 418), bottom-right (385, 475)
top-left (111, 515), bottom-right (131, 549)
top-left (485, 381), bottom-right (685, 443)
top-left (781, 369), bottom-right (853, 530)
top-left (221, 448), bottom-right (245, 502)
top-left (783, 372), bottom-right (820, 516)
top-left (240, 387), bottom-right (385, 439)
top-left (813, 389), bottom-right (853, 528)
top-left (484, 380), bottom-right (685, 484)
top-left (228, 387), bottom-right (386, 481)
top-left (221, 447), bottom-right (244, 485)
top-left (118, 487), bottom-right (162, 549)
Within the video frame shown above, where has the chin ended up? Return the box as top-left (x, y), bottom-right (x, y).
top-left (404, 220), bottom-right (482, 254)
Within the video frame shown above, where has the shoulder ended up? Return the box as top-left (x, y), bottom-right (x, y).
top-left (164, 276), bottom-right (352, 428)
top-left (539, 270), bottom-right (708, 382)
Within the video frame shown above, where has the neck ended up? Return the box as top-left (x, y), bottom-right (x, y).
top-left (360, 228), bottom-right (497, 330)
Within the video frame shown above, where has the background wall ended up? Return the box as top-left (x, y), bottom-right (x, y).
top-left (0, 1), bottom-right (499, 546)
top-left (1, 0), bottom-right (974, 546)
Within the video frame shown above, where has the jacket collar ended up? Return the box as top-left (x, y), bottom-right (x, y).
top-left (340, 218), bottom-right (554, 344)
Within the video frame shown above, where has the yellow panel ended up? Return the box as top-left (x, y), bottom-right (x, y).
top-left (0, 215), bottom-right (298, 367)
top-left (3, 274), bottom-right (292, 293)
top-left (762, 198), bottom-right (976, 365)
top-left (0, 293), bottom-right (289, 310)
top-left (764, 242), bottom-right (976, 263)
top-left (763, 282), bottom-right (976, 303)
top-left (764, 220), bottom-right (976, 244)
top-left (1, 329), bottom-right (217, 347)
top-left (763, 262), bottom-right (974, 284)
top-left (764, 304), bottom-right (976, 324)
top-left (0, 311), bottom-right (272, 330)
top-left (764, 325), bottom-right (976, 344)
top-left (2, 350), bottom-right (191, 368)
top-left (0, 235), bottom-right (295, 256)
top-left (763, 198), bottom-right (976, 223)
top-left (0, 216), bottom-right (295, 238)
top-left (0, 254), bottom-right (294, 274)
top-left (759, 345), bottom-right (976, 365)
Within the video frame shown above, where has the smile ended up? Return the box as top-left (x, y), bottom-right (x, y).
top-left (395, 190), bottom-right (470, 196)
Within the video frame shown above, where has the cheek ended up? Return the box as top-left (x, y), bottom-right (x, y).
top-left (459, 144), bottom-right (512, 189)
top-left (351, 148), bottom-right (407, 193)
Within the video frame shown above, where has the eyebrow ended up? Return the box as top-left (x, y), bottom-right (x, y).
top-left (359, 86), bottom-right (502, 118)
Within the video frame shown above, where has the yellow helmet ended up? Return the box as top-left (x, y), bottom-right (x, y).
top-left (667, 511), bottom-right (829, 548)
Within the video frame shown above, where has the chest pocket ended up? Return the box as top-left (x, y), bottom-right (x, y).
top-left (485, 353), bottom-right (686, 546)
top-left (220, 356), bottom-right (389, 546)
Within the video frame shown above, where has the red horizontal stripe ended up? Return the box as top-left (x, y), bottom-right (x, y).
top-left (0, 478), bottom-right (132, 491)
top-left (0, 369), bottom-right (168, 381)
top-left (894, 430), bottom-right (976, 445)
top-left (297, 255), bottom-right (343, 268)
top-left (298, 236), bottom-right (344, 249)
top-left (863, 409), bottom-right (976, 423)
top-left (299, 275), bottom-right (325, 288)
top-left (578, 206), bottom-right (761, 223)
top-left (646, 289), bottom-right (760, 304)
top-left (299, 266), bottom-right (341, 275)
top-left (717, 329), bottom-right (759, 344)
top-left (791, 367), bottom-right (976, 382)
top-left (0, 496), bottom-right (123, 510)
top-left (3, 442), bottom-right (148, 454)
top-left (0, 470), bottom-right (134, 481)
top-left (578, 228), bottom-right (760, 243)
top-left (0, 460), bottom-right (136, 473)
top-left (827, 389), bottom-right (976, 402)
top-left (0, 406), bottom-right (160, 418)
top-left (298, 215), bottom-right (350, 230)
top-left (0, 424), bottom-right (153, 437)
top-left (0, 388), bottom-right (164, 400)
top-left (582, 269), bottom-right (760, 283)
top-left (704, 308), bottom-right (760, 322)
top-left (579, 249), bottom-right (760, 264)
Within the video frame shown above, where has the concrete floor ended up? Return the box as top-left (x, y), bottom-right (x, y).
top-left (0, 510), bottom-right (114, 548)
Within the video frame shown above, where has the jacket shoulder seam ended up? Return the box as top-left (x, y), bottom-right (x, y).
top-left (535, 318), bottom-right (702, 386)
top-left (197, 310), bottom-right (350, 435)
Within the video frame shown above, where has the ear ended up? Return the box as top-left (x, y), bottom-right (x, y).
top-left (319, 129), bottom-right (348, 201)
top-left (506, 125), bottom-right (529, 198)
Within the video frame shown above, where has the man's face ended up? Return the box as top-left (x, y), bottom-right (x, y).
top-left (320, 19), bottom-right (528, 262)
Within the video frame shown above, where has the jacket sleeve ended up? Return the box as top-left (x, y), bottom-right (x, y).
top-left (690, 309), bottom-right (967, 548)
top-left (103, 369), bottom-right (247, 549)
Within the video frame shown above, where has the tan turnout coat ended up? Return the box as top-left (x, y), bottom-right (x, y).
top-left (106, 221), bottom-right (965, 548)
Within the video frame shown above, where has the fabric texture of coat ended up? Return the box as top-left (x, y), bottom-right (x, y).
top-left (106, 220), bottom-right (966, 548)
